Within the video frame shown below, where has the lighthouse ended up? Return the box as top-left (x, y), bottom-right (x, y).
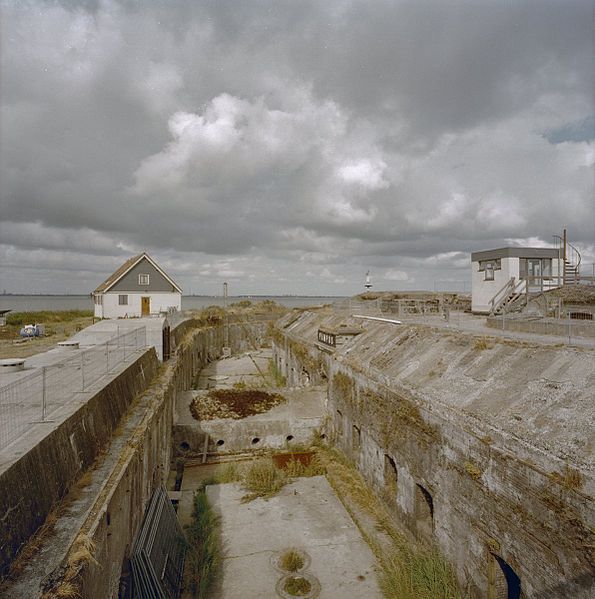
top-left (364, 271), bottom-right (372, 291)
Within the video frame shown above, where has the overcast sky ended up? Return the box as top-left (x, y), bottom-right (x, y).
top-left (1, 0), bottom-right (593, 295)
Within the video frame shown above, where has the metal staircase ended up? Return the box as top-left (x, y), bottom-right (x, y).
top-left (554, 229), bottom-right (582, 285)
top-left (489, 277), bottom-right (528, 315)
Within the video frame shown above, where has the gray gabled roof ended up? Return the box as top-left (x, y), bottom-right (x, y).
top-left (93, 253), bottom-right (183, 294)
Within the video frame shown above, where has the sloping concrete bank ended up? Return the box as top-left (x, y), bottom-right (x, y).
top-left (37, 319), bottom-right (268, 598)
top-left (0, 348), bottom-right (159, 578)
top-left (272, 310), bottom-right (595, 599)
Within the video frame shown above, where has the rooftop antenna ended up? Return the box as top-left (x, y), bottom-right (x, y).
top-left (364, 271), bottom-right (373, 291)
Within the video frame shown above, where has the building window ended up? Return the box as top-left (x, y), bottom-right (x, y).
top-left (484, 262), bottom-right (495, 281)
top-left (478, 259), bottom-right (500, 280)
top-left (138, 274), bottom-right (150, 285)
top-left (118, 294), bottom-right (128, 305)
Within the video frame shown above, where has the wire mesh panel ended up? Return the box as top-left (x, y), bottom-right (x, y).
top-left (131, 486), bottom-right (186, 599)
top-left (0, 326), bottom-right (146, 450)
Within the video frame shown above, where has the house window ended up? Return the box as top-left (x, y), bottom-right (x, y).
top-left (478, 259), bottom-right (500, 281)
top-left (484, 263), bottom-right (495, 281)
top-left (138, 274), bottom-right (150, 285)
top-left (118, 295), bottom-right (128, 305)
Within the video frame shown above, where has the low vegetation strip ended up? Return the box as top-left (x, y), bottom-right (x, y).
top-left (190, 388), bottom-right (285, 420)
top-left (184, 488), bottom-right (221, 599)
top-left (315, 445), bottom-right (464, 599)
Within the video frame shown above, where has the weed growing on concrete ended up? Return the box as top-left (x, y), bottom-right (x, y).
top-left (280, 549), bottom-right (305, 572)
top-left (241, 460), bottom-right (287, 502)
top-left (284, 575), bottom-right (312, 596)
top-left (473, 337), bottom-right (492, 350)
top-left (283, 455), bottom-right (325, 478)
top-left (550, 465), bottom-right (583, 491)
top-left (316, 445), bottom-right (465, 599)
top-left (184, 489), bottom-right (221, 599)
top-left (464, 462), bottom-right (482, 481)
top-left (268, 359), bottom-right (287, 387)
top-left (217, 462), bottom-right (243, 483)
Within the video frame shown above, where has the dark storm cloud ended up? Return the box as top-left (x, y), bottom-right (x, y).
top-left (0, 0), bottom-right (593, 294)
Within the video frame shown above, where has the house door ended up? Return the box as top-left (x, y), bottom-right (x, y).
top-left (527, 259), bottom-right (542, 292)
top-left (141, 297), bottom-right (150, 317)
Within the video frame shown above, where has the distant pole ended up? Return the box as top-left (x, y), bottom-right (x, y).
top-left (223, 282), bottom-right (229, 348)
top-left (41, 367), bottom-right (47, 422)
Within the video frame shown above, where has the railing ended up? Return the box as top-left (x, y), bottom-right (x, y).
top-left (488, 277), bottom-right (529, 315)
top-left (554, 233), bottom-right (582, 282)
top-left (0, 326), bottom-right (146, 451)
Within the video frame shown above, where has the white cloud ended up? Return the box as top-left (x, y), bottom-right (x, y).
top-left (384, 270), bottom-right (409, 281)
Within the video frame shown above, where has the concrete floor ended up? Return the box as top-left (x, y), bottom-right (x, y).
top-left (206, 476), bottom-right (382, 599)
top-left (194, 348), bottom-right (272, 390)
top-left (175, 349), bottom-right (326, 453)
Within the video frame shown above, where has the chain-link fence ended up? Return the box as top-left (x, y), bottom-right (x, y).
top-left (333, 298), bottom-right (594, 345)
top-left (0, 326), bottom-right (146, 450)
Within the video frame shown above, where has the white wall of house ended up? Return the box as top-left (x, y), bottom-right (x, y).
top-left (472, 257), bottom-right (516, 314)
top-left (94, 292), bottom-right (181, 319)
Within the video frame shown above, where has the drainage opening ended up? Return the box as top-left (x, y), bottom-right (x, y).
top-left (217, 439), bottom-right (225, 446)
top-left (286, 435), bottom-right (294, 442)
top-left (179, 441), bottom-right (190, 451)
top-left (251, 437), bottom-right (261, 445)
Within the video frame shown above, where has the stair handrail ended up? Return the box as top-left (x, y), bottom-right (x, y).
top-left (553, 234), bottom-right (582, 274)
top-left (489, 277), bottom-right (528, 315)
top-left (489, 277), bottom-right (516, 315)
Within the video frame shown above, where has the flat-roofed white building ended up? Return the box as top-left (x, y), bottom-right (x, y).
top-left (471, 247), bottom-right (563, 314)
top-left (93, 253), bottom-right (182, 319)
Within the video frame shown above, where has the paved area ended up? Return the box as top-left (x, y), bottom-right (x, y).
top-left (206, 476), bottom-right (382, 599)
top-left (0, 320), bottom-right (147, 458)
top-left (194, 348), bottom-right (272, 390)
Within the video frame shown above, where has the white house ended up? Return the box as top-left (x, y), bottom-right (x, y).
top-left (471, 247), bottom-right (563, 314)
top-left (93, 253), bottom-right (182, 319)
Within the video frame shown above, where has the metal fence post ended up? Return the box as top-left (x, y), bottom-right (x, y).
top-left (41, 367), bottom-right (47, 422)
top-left (81, 352), bottom-right (85, 391)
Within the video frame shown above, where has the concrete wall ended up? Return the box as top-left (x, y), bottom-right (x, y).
top-left (0, 350), bottom-right (159, 577)
top-left (272, 311), bottom-right (595, 599)
top-left (471, 256), bottom-right (516, 313)
top-left (40, 319), bottom-right (269, 598)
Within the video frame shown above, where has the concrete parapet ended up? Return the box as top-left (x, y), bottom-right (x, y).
top-left (0, 349), bottom-right (159, 578)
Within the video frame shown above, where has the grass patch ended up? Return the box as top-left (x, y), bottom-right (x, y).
top-left (280, 549), bottom-right (304, 572)
top-left (241, 460), bottom-right (287, 502)
top-left (284, 576), bottom-right (312, 596)
top-left (315, 445), bottom-right (465, 599)
top-left (184, 489), bottom-right (221, 598)
top-left (6, 310), bottom-right (93, 326)
top-left (282, 455), bottom-right (325, 478)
